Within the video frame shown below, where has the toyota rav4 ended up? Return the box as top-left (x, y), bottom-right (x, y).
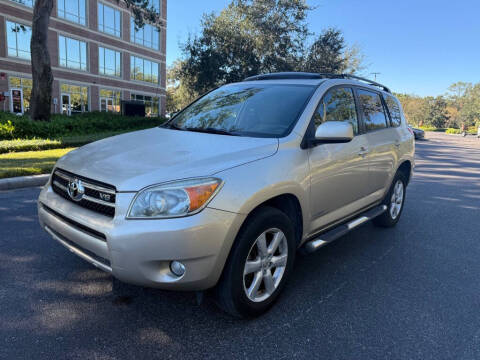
top-left (38, 72), bottom-right (414, 317)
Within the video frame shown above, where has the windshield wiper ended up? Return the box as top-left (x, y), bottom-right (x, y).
top-left (162, 122), bottom-right (185, 131)
top-left (184, 127), bottom-right (240, 136)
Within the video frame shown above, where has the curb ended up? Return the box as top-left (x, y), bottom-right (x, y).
top-left (0, 174), bottom-right (50, 191)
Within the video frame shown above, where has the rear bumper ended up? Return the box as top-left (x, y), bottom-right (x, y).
top-left (38, 184), bottom-right (245, 291)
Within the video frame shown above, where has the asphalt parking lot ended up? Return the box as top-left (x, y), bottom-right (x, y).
top-left (1, 132), bottom-right (479, 360)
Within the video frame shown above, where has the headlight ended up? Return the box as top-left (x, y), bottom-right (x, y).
top-left (127, 178), bottom-right (223, 219)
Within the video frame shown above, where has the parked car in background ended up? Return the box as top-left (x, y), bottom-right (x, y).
top-left (409, 126), bottom-right (425, 140)
top-left (38, 72), bottom-right (415, 318)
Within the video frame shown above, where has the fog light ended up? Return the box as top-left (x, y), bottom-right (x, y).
top-left (170, 261), bottom-right (186, 277)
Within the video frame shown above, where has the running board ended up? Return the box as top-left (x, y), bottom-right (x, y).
top-left (303, 205), bottom-right (387, 253)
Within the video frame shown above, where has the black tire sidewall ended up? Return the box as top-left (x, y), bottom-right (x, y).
top-left (220, 207), bottom-right (296, 317)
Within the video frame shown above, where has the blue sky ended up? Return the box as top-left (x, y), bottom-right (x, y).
top-left (166, 0), bottom-right (480, 96)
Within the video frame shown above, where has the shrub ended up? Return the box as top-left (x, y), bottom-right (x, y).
top-left (418, 126), bottom-right (446, 132)
top-left (0, 131), bottom-right (127, 154)
top-left (0, 119), bottom-right (15, 139)
top-left (445, 128), bottom-right (462, 134)
top-left (0, 111), bottom-right (166, 140)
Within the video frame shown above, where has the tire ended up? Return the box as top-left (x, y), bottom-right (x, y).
top-left (373, 172), bottom-right (407, 228)
top-left (215, 206), bottom-right (296, 318)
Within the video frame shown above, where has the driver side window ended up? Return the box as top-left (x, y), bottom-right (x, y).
top-left (313, 87), bottom-right (359, 135)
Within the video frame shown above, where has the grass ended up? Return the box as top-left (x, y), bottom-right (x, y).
top-left (0, 131), bottom-right (130, 154)
top-left (0, 148), bottom-right (75, 179)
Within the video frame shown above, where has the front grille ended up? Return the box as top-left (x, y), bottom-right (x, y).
top-left (41, 203), bottom-right (107, 241)
top-left (51, 168), bottom-right (116, 218)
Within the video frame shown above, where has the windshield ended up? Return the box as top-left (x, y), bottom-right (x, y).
top-left (168, 84), bottom-right (315, 138)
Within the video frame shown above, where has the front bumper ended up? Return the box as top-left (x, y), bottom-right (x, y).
top-left (38, 183), bottom-right (245, 291)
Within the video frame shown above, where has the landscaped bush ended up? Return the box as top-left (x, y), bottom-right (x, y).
top-left (445, 128), bottom-right (462, 134)
top-left (418, 126), bottom-right (446, 132)
top-left (0, 131), bottom-right (127, 154)
top-left (0, 111), bottom-right (166, 140)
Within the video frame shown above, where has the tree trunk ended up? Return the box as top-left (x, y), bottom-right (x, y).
top-left (30, 0), bottom-right (53, 121)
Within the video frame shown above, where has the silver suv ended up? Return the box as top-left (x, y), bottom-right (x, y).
top-left (38, 72), bottom-right (414, 317)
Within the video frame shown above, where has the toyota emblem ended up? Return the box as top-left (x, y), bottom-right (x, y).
top-left (67, 178), bottom-right (85, 202)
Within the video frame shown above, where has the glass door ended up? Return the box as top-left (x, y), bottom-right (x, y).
top-left (61, 93), bottom-right (71, 115)
top-left (10, 88), bottom-right (24, 114)
top-left (100, 97), bottom-right (114, 112)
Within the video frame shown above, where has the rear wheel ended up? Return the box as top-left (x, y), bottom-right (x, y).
top-left (215, 207), bottom-right (295, 318)
top-left (373, 172), bottom-right (407, 227)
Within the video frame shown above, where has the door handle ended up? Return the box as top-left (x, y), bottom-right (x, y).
top-left (358, 146), bottom-right (369, 157)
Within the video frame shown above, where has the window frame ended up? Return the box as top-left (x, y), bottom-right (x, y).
top-left (311, 85), bottom-right (361, 136)
top-left (58, 35), bottom-right (88, 71)
top-left (130, 55), bottom-right (159, 84)
top-left (98, 46), bottom-right (122, 78)
top-left (353, 86), bottom-right (390, 134)
top-left (130, 17), bottom-right (160, 50)
top-left (382, 93), bottom-right (402, 128)
top-left (57, 0), bottom-right (87, 26)
top-left (9, 0), bottom-right (34, 8)
top-left (6, 20), bottom-right (32, 60)
top-left (98, 2), bottom-right (122, 38)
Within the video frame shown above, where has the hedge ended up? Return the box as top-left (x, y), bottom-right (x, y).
top-left (0, 131), bottom-right (128, 154)
top-left (0, 111), bottom-right (166, 140)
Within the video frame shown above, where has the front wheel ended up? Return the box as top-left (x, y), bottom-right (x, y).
top-left (373, 172), bottom-right (407, 228)
top-left (215, 207), bottom-right (296, 318)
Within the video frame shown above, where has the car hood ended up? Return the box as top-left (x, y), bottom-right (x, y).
top-left (55, 127), bottom-right (278, 191)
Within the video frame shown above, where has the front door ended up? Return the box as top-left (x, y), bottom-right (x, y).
top-left (61, 94), bottom-right (71, 115)
top-left (100, 97), bottom-right (114, 112)
top-left (10, 88), bottom-right (23, 114)
top-left (308, 86), bottom-right (371, 233)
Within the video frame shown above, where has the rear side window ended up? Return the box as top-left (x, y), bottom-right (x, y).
top-left (313, 87), bottom-right (359, 135)
top-left (357, 89), bottom-right (388, 131)
top-left (384, 94), bottom-right (402, 127)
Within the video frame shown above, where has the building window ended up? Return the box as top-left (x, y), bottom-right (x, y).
top-left (149, 0), bottom-right (161, 13)
top-left (130, 17), bottom-right (159, 50)
top-left (100, 89), bottom-right (121, 112)
top-left (61, 84), bottom-right (89, 114)
top-left (6, 21), bottom-right (32, 60)
top-left (131, 93), bottom-right (159, 117)
top-left (98, 2), bottom-right (121, 37)
top-left (57, 0), bottom-right (86, 25)
top-left (130, 56), bottom-right (159, 84)
top-left (99, 47), bottom-right (121, 77)
top-left (59, 35), bottom-right (87, 71)
top-left (9, 77), bottom-right (32, 113)
top-left (9, 0), bottom-right (34, 7)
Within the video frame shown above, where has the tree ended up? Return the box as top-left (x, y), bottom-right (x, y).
top-left (176, 0), bottom-right (364, 96)
top-left (303, 28), bottom-right (363, 74)
top-left (166, 60), bottom-right (197, 113)
top-left (30, 0), bottom-right (164, 121)
top-left (428, 96), bottom-right (449, 128)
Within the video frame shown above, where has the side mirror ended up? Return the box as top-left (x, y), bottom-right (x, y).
top-left (310, 122), bottom-right (354, 146)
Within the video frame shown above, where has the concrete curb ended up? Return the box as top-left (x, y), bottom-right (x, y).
top-left (0, 174), bottom-right (49, 191)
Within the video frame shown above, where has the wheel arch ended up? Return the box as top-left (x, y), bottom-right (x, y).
top-left (396, 160), bottom-right (412, 185)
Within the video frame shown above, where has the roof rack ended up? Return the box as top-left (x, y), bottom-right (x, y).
top-left (243, 72), bottom-right (391, 93)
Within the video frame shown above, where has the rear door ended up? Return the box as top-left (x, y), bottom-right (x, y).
top-left (355, 88), bottom-right (398, 200)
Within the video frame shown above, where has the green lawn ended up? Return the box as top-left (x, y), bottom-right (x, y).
top-left (0, 148), bottom-right (75, 179)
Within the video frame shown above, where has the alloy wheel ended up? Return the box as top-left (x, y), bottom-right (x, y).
top-left (243, 228), bottom-right (288, 303)
top-left (389, 180), bottom-right (404, 220)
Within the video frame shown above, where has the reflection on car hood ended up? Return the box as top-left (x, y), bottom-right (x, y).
top-left (55, 127), bottom-right (278, 191)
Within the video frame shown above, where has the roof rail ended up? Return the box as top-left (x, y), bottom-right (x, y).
top-left (243, 72), bottom-right (391, 93)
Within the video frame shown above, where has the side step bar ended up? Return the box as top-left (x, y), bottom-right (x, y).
top-left (303, 205), bottom-right (387, 253)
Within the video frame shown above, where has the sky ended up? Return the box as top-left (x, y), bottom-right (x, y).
top-left (166, 0), bottom-right (480, 97)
